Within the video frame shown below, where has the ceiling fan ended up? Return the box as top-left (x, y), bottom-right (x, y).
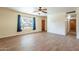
top-left (34, 7), bottom-right (47, 14)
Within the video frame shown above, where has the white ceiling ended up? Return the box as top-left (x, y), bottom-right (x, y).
top-left (48, 7), bottom-right (77, 14)
top-left (8, 7), bottom-right (47, 16)
top-left (8, 7), bottom-right (77, 16)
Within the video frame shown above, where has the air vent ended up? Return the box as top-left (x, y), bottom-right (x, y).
top-left (66, 11), bottom-right (76, 14)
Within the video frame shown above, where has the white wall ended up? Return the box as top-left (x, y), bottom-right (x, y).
top-left (47, 7), bottom-right (76, 36)
top-left (47, 8), bottom-right (66, 35)
top-left (0, 8), bottom-right (42, 38)
top-left (47, 7), bottom-right (79, 40)
top-left (47, 12), bottom-right (66, 35)
top-left (76, 8), bottom-right (79, 39)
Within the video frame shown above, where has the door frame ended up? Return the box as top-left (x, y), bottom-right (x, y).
top-left (65, 13), bottom-right (77, 36)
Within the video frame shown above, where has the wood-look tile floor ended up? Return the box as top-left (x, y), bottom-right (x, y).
top-left (0, 32), bottom-right (79, 51)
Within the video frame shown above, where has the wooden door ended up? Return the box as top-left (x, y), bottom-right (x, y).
top-left (42, 20), bottom-right (45, 31)
top-left (70, 19), bottom-right (76, 32)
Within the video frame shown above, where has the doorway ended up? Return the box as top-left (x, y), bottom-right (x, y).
top-left (66, 12), bottom-right (76, 37)
top-left (42, 20), bottom-right (45, 31)
top-left (41, 17), bottom-right (47, 32)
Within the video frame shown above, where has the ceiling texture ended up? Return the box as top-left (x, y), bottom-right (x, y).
top-left (8, 7), bottom-right (47, 16)
top-left (47, 7), bottom-right (77, 14)
top-left (7, 7), bottom-right (77, 16)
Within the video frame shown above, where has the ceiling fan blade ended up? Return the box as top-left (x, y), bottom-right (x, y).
top-left (42, 10), bottom-right (47, 13)
top-left (42, 9), bottom-right (47, 10)
top-left (34, 10), bottom-right (39, 12)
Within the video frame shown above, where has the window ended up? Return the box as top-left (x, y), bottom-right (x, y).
top-left (23, 16), bottom-right (33, 28)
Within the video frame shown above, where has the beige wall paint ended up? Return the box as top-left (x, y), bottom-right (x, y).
top-left (0, 8), bottom-right (42, 38)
